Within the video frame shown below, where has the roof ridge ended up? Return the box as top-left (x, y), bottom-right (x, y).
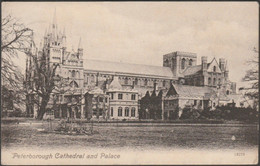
top-left (84, 58), bottom-right (170, 69)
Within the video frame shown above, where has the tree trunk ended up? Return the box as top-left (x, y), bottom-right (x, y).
top-left (37, 96), bottom-right (49, 120)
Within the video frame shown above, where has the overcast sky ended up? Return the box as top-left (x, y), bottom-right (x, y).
top-left (2, 2), bottom-right (259, 85)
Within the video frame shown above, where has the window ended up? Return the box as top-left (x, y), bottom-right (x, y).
top-left (194, 100), bottom-right (197, 105)
top-left (135, 78), bottom-right (138, 85)
top-left (226, 90), bottom-right (230, 95)
top-left (181, 58), bottom-right (186, 69)
top-left (213, 66), bottom-right (216, 72)
top-left (124, 78), bottom-right (128, 85)
top-left (72, 70), bottom-right (76, 77)
top-left (118, 107), bottom-right (122, 116)
top-left (189, 59), bottom-right (193, 66)
top-left (163, 80), bottom-right (166, 87)
top-left (110, 107), bottom-right (113, 117)
top-left (99, 97), bottom-right (103, 102)
top-left (208, 77), bottom-right (211, 85)
top-left (118, 93), bottom-right (123, 100)
top-left (144, 79), bottom-right (148, 86)
top-left (131, 107), bottom-right (136, 117)
top-left (218, 78), bottom-right (221, 85)
top-left (131, 94), bottom-right (136, 100)
top-left (125, 107), bottom-right (129, 116)
top-left (111, 93), bottom-right (114, 100)
top-left (213, 78), bottom-right (216, 86)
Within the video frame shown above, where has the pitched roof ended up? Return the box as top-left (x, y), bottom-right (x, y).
top-left (173, 84), bottom-right (215, 98)
top-left (182, 65), bottom-right (202, 76)
top-left (108, 76), bottom-right (122, 90)
top-left (83, 59), bottom-right (175, 78)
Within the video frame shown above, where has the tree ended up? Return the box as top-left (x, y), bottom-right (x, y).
top-left (1, 14), bottom-right (33, 115)
top-left (240, 47), bottom-right (259, 110)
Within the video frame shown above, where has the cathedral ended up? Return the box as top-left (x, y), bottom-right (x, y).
top-left (25, 15), bottom-right (236, 120)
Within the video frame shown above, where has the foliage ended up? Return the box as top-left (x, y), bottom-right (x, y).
top-left (180, 105), bottom-right (258, 122)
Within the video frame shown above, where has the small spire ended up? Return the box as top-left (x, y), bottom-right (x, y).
top-left (78, 37), bottom-right (82, 50)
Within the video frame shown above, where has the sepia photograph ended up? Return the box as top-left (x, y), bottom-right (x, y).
top-left (1, 2), bottom-right (259, 165)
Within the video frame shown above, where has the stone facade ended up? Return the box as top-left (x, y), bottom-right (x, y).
top-left (25, 15), bottom-right (237, 120)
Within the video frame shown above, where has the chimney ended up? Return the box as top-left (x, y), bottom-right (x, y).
top-left (219, 58), bottom-right (225, 71)
top-left (96, 72), bottom-right (99, 86)
top-left (201, 56), bottom-right (207, 71)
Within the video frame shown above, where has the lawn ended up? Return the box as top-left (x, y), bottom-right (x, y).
top-left (1, 118), bottom-right (258, 151)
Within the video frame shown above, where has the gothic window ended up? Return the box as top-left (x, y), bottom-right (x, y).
top-left (181, 58), bottom-right (186, 69)
top-left (131, 107), bottom-right (136, 117)
top-left (226, 90), bottom-right (230, 95)
top-left (118, 107), bottom-right (122, 116)
top-left (164, 59), bottom-right (169, 66)
top-left (163, 80), bottom-right (166, 87)
top-left (144, 79), bottom-right (148, 86)
top-left (189, 59), bottom-right (193, 66)
top-left (71, 70), bottom-right (76, 77)
top-left (208, 77), bottom-right (211, 85)
top-left (125, 107), bottom-right (129, 116)
top-left (213, 66), bottom-right (217, 72)
top-left (135, 78), bottom-right (138, 85)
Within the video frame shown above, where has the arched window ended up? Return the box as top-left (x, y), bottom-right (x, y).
top-left (125, 107), bottom-right (129, 116)
top-left (226, 90), bottom-right (230, 95)
top-left (213, 78), bottom-right (216, 86)
top-left (189, 59), bottom-right (193, 66)
top-left (164, 59), bottom-right (169, 66)
top-left (213, 66), bottom-right (216, 72)
top-left (118, 107), bottom-right (122, 116)
top-left (71, 70), bottom-right (76, 77)
top-left (131, 107), bottom-right (136, 117)
top-left (208, 77), bottom-right (211, 85)
top-left (181, 58), bottom-right (186, 69)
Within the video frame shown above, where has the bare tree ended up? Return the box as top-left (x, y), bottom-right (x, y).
top-left (1, 14), bottom-right (33, 115)
top-left (240, 47), bottom-right (259, 110)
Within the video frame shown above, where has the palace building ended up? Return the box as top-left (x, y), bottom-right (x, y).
top-left (25, 15), bottom-right (237, 120)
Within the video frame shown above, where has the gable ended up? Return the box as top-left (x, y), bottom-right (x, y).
top-left (166, 84), bottom-right (178, 96)
top-left (207, 58), bottom-right (221, 73)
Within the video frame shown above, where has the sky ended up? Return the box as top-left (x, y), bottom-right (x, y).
top-left (2, 2), bottom-right (259, 85)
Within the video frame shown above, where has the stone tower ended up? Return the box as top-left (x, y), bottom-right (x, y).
top-left (163, 51), bottom-right (197, 77)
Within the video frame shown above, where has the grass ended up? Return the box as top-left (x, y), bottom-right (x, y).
top-left (1, 118), bottom-right (258, 151)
